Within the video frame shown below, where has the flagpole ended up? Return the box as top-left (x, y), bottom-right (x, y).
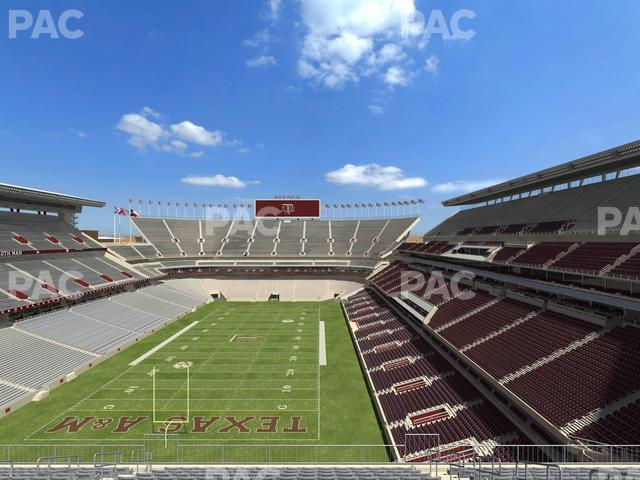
top-left (113, 211), bottom-right (116, 244)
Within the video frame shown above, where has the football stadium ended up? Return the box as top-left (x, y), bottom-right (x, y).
top-left (1, 140), bottom-right (640, 478)
top-left (4, 0), bottom-right (640, 478)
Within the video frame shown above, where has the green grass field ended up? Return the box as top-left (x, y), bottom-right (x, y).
top-left (0, 301), bottom-right (390, 463)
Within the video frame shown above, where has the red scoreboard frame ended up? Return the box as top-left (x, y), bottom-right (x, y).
top-left (255, 199), bottom-right (321, 218)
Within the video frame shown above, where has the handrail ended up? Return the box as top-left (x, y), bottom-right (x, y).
top-left (131, 449), bottom-right (153, 474)
top-left (93, 450), bottom-right (122, 479)
top-left (36, 455), bottom-right (80, 480)
top-left (516, 461), bottom-right (562, 480)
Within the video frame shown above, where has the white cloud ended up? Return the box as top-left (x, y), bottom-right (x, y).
top-left (162, 139), bottom-right (188, 154)
top-left (116, 113), bottom-right (167, 150)
top-left (238, 142), bottom-right (264, 154)
top-left (181, 174), bottom-right (260, 188)
top-left (190, 151), bottom-right (206, 159)
top-left (264, 0), bottom-right (282, 22)
top-left (326, 163), bottom-right (428, 190)
top-left (243, 28), bottom-right (271, 48)
top-left (383, 66), bottom-right (411, 87)
top-left (170, 121), bottom-right (223, 147)
top-left (141, 106), bottom-right (162, 119)
top-left (297, 0), bottom-right (425, 89)
top-left (368, 105), bottom-right (384, 115)
top-left (246, 55), bottom-right (277, 68)
top-left (117, 108), bottom-right (235, 154)
top-left (369, 43), bottom-right (406, 67)
top-left (69, 128), bottom-right (87, 139)
top-left (425, 54), bottom-right (439, 75)
top-left (432, 179), bottom-right (503, 194)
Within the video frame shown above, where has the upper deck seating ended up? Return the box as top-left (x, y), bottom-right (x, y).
top-left (426, 175), bottom-right (640, 237)
top-left (552, 242), bottom-right (638, 274)
top-left (511, 242), bottom-right (572, 266)
top-left (0, 212), bottom-right (102, 252)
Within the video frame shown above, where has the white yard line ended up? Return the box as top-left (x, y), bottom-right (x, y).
top-left (319, 320), bottom-right (327, 366)
top-left (129, 321), bottom-right (199, 366)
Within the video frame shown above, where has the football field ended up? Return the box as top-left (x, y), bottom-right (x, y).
top-left (0, 301), bottom-right (389, 462)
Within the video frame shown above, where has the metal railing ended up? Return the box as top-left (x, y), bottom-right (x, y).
top-left (0, 444), bottom-right (393, 465)
top-left (0, 443), bottom-right (638, 466)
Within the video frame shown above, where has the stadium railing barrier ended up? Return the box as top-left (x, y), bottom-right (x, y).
top-left (0, 444), bottom-right (638, 466)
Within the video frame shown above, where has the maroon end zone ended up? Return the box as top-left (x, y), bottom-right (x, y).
top-left (255, 199), bottom-right (321, 218)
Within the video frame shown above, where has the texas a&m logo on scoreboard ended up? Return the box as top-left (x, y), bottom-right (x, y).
top-left (255, 199), bottom-right (321, 218)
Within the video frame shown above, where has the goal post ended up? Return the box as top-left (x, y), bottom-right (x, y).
top-left (150, 365), bottom-right (191, 435)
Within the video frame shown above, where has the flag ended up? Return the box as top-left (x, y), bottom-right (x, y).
top-left (418, 199), bottom-right (425, 204)
top-left (410, 200), bottom-right (417, 205)
top-left (130, 210), bottom-right (140, 218)
top-left (376, 203), bottom-right (381, 207)
top-left (333, 204), bottom-right (338, 208)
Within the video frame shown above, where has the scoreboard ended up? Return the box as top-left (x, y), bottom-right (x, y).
top-left (255, 199), bottom-right (321, 218)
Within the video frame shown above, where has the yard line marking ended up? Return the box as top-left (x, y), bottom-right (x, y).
top-left (129, 321), bottom-right (199, 366)
top-left (319, 320), bottom-right (327, 366)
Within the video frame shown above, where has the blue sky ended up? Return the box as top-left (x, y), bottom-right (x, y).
top-left (1, 0), bottom-right (639, 235)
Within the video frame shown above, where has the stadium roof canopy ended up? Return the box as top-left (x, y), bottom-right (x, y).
top-left (0, 183), bottom-right (105, 213)
top-left (443, 139), bottom-right (640, 206)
